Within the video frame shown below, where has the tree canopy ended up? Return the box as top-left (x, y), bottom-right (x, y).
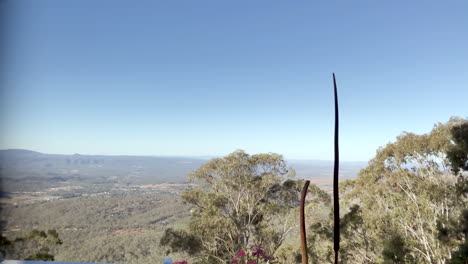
top-left (447, 121), bottom-right (468, 174)
top-left (161, 150), bottom-right (328, 263)
top-left (1, 229), bottom-right (63, 261)
top-left (333, 117), bottom-right (468, 263)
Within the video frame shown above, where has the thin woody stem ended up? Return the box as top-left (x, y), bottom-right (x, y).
top-left (300, 180), bottom-right (310, 264)
top-left (333, 73), bottom-right (340, 264)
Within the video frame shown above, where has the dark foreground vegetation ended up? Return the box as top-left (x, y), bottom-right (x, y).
top-left (1, 117), bottom-right (467, 263)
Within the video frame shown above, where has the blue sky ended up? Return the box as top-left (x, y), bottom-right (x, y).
top-left (1, 0), bottom-right (467, 161)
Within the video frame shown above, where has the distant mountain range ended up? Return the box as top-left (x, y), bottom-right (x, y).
top-left (0, 149), bottom-right (367, 192)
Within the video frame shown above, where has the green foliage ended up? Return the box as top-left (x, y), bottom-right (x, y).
top-left (448, 209), bottom-right (468, 264)
top-left (1, 190), bottom-right (193, 264)
top-left (275, 246), bottom-right (302, 263)
top-left (0, 235), bottom-right (12, 257)
top-left (307, 205), bottom-right (376, 264)
top-left (160, 228), bottom-right (202, 255)
top-left (161, 150), bottom-right (328, 263)
top-left (26, 247), bottom-right (55, 261)
top-left (382, 234), bottom-right (412, 264)
top-left (447, 122), bottom-right (468, 174)
top-left (1, 229), bottom-right (63, 261)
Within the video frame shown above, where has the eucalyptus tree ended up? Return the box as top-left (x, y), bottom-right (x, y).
top-left (342, 117), bottom-right (467, 263)
top-left (161, 150), bottom-right (329, 263)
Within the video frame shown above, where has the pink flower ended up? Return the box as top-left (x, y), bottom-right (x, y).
top-left (252, 248), bottom-right (264, 256)
top-left (231, 246), bottom-right (272, 263)
top-left (237, 249), bottom-right (246, 257)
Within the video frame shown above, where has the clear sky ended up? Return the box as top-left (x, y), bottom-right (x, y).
top-left (1, 0), bottom-right (467, 161)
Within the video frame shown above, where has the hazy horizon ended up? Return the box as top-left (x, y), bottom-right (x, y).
top-left (0, 148), bottom-right (369, 163)
top-left (2, 1), bottom-right (467, 162)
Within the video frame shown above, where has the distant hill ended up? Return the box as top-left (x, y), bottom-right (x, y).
top-left (0, 149), bottom-right (367, 192)
top-left (0, 149), bottom-right (206, 192)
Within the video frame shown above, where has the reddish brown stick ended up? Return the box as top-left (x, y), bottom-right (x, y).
top-left (300, 180), bottom-right (310, 264)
